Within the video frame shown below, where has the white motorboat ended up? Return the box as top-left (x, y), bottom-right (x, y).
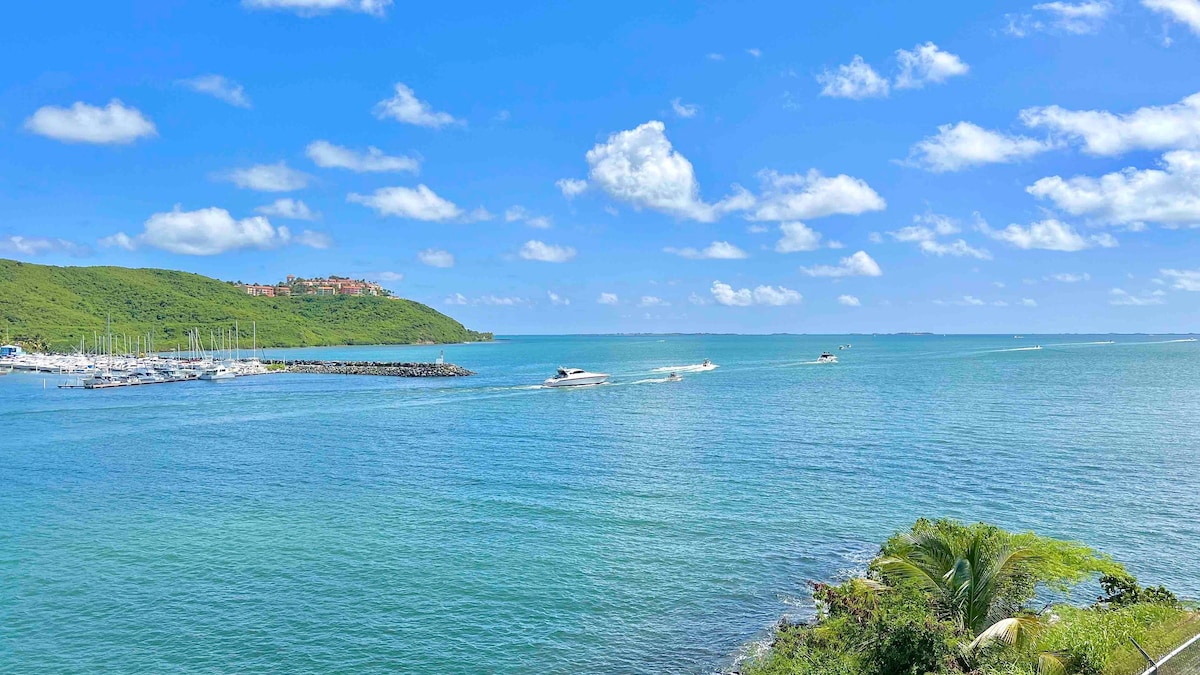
top-left (816, 352), bottom-right (838, 364)
top-left (543, 367), bottom-right (609, 388)
top-left (667, 372), bottom-right (683, 382)
top-left (199, 364), bottom-right (236, 381)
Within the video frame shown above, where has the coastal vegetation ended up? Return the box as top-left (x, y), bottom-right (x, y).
top-left (745, 519), bottom-right (1195, 675)
top-left (0, 259), bottom-right (491, 350)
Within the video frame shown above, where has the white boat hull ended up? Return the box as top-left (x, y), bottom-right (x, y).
top-left (543, 373), bottom-right (608, 387)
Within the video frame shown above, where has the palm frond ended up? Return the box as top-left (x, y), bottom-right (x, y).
top-left (1037, 651), bottom-right (1068, 675)
top-left (969, 615), bottom-right (1043, 651)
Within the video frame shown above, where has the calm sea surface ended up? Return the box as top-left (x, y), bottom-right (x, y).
top-left (2, 335), bottom-right (1199, 673)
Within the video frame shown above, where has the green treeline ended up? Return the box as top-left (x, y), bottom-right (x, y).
top-left (746, 518), bottom-right (1196, 675)
top-left (0, 259), bottom-right (492, 351)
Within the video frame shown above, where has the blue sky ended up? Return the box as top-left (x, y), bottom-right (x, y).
top-left (3, 0), bottom-right (1200, 334)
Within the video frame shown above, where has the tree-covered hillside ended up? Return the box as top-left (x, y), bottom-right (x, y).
top-left (0, 259), bottom-right (491, 351)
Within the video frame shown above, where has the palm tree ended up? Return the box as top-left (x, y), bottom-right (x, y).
top-left (876, 528), bottom-right (1063, 671)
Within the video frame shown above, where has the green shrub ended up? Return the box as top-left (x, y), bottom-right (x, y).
top-left (1037, 603), bottom-right (1188, 675)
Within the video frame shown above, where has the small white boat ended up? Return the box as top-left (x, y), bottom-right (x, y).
top-left (667, 372), bottom-right (682, 382)
top-left (199, 364), bottom-right (236, 381)
top-left (544, 367), bottom-right (609, 388)
top-left (816, 352), bottom-right (838, 364)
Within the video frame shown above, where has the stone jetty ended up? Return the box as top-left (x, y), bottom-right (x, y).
top-left (282, 360), bottom-right (474, 377)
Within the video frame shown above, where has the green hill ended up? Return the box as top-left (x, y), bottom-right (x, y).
top-left (0, 259), bottom-right (492, 351)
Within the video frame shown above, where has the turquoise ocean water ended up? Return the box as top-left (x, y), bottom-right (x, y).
top-left (3, 335), bottom-right (1199, 673)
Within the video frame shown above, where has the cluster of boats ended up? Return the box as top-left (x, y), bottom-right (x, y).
top-left (56, 358), bottom-right (270, 389)
top-left (542, 360), bottom-right (719, 388)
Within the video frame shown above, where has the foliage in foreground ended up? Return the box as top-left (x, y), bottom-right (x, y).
top-left (745, 519), bottom-right (1190, 675)
top-left (0, 259), bottom-right (492, 350)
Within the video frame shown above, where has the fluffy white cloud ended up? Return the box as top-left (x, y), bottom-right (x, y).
top-left (306, 140), bottom-right (419, 173)
top-left (519, 240), bottom-right (576, 263)
top-left (110, 205), bottom-right (327, 255)
top-left (837, 294), bottom-right (861, 306)
top-left (1027, 151), bottom-right (1200, 227)
top-left (0, 236), bottom-right (89, 257)
top-left (348, 185), bottom-right (467, 221)
top-left (597, 292), bottom-right (619, 305)
top-left (774, 222), bottom-right (824, 252)
top-left (1033, 1), bottom-right (1113, 33)
top-left (817, 56), bottom-right (890, 99)
top-left (373, 83), bottom-right (461, 128)
top-left (710, 281), bottom-right (802, 306)
top-left (671, 98), bottom-right (699, 118)
top-left (664, 241), bottom-right (749, 259)
top-left (707, 53), bottom-right (725, 61)
top-left (548, 291), bottom-right (570, 305)
top-left (908, 122), bottom-right (1055, 172)
top-left (919, 239), bottom-right (993, 259)
top-left (417, 248), bottom-right (454, 268)
top-left (256, 198), bottom-right (317, 220)
top-left (982, 219), bottom-right (1117, 251)
top-left (887, 214), bottom-right (989, 258)
top-left (223, 162), bottom-right (310, 192)
top-left (1049, 272), bottom-right (1091, 282)
top-left (1110, 288), bottom-right (1167, 305)
top-left (1021, 92), bottom-right (1200, 156)
top-left (556, 178), bottom-right (588, 199)
top-left (178, 75), bottom-right (251, 108)
top-left (747, 48), bottom-right (762, 58)
top-left (639, 296), bottom-right (669, 307)
top-left (376, 271), bottom-right (404, 282)
top-left (1143, 0), bottom-right (1200, 34)
top-left (1021, 298), bottom-right (1039, 306)
top-left (99, 232), bottom-right (136, 251)
top-left (1160, 268), bottom-right (1200, 290)
top-left (479, 295), bottom-right (528, 306)
top-left (895, 42), bottom-right (969, 89)
top-left (934, 295), bottom-right (987, 306)
top-left (504, 205), bottom-right (552, 228)
top-left (444, 293), bottom-right (469, 305)
top-left (800, 250), bottom-right (884, 277)
top-left (295, 230), bottom-right (332, 249)
top-left (242, 0), bottom-right (391, 15)
top-left (25, 100), bottom-right (156, 144)
top-left (751, 169), bottom-right (885, 221)
top-left (586, 120), bottom-right (751, 222)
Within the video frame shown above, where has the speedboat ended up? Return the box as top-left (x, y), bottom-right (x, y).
top-left (543, 367), bottom-right (609, 388)
top-left (199, 364), bottom-right (236, 381)
top-left (667, 372), bottom-right (682, 382)
top-left (816, 352), bottom-right (838, 364)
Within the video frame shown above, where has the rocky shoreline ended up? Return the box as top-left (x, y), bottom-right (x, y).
top-left (282, 360), bottom-right (475, 377)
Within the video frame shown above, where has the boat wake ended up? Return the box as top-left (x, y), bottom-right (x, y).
top-left (629, 376), bottom-right (680, 385)
top-left (989, 346), bottom-right (1044, 353)
top-left (651, 362), bottom-right (717, 373)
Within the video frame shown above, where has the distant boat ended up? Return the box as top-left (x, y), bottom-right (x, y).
top-left (667, 372), bottom-right (682, 382)
top-left (543, 367), bottom-right (608, 388)
top-left (199, 364), bottom-right (236, 381)
top-left (817, 352), bottom-right (838, 364)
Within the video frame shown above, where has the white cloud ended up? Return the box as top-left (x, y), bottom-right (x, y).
top-left (112, 205), bottom-right (326, 255)
top-left (348, 185), bottom-right (468, 221)
top-left (774, 222), bottom-right (824, 252)
top-left (1160, 268), bottom-right (1200, 290)
top-left (914, 211), bottom-right (962, 235)
top-left (1048, 272), bottom-right (1091, 282)
top-left (751, 169), bottom-right (885, 221)
top-left (838, 294), bottom-right (861, 306)
top-left (479, 295), bottom-right (528, 306)
top-left (295, 230), bottom-right (332, 249)
top-left (597, 292), bottom-right (619, 305)
top-left (801, 250), bottom-right (883, 278)
top-left (639, 296), bottom-right (669, 307)
top-left (504, 205), bottom-right (552, 228)
top-left (556, 178), bottom-right (588, 199)
top-left (1020, 92), bottom-right (1200, 157)
top-left (817, 56), bottom-right (890, 99)
top-left (0, 236), bottom-right (89, 257)
top-left (25, 99), bottom-right (156, 144)
top-left (444, 293), bottom-right (468, 305)
top-left (919, 239), bottom-right (993, 259)
top-left (1143, 0), bottom-right (1200, 35)
top-left (373, 83), bottom-right (461, 128)
top-left (895, 42), bottom-right (969, 89)
top-left (223, 162), bottom-right (310, 192)
top-left (907, 122), bottom-right (1055, 172)
top-left (377, 271), bottom-right (403, 282)
top-left (688, 292), bottom-right (709, 305)
top-left (886, 214), bottom-right (990, 258)
top-left (504, 206), bottom-right (528, 222)
top-left (417, 248), bottom-right (454, 268)
top-left (710, 281), bottom-right (802, 306)
top-left (1110, 288), bottom-right (1167, 305)
top-left (707, 53), bottom-right (725, 61)
top-left (99, 232), bottom-right (136, 251)
top-left (671, 98), bottom-right (699, 118)
top-left (665, 241), bottom-right (749, 259)
top-left (1027, 151), bottom-right (1200, 227)
top-left (1021, 298), bottom-right (1039, 306)
top-left (519, 240), bottom-right (576, 263)
top-left (747, 48), bottom-right (762, 58)
top-left (586, 120), bottom-right (751, 222)
top-left (981, 218), bottom-right (1117, 251)
top-left (306, 140), bottom-right (419, 173)
top-left (178, 75), bottom-right (251, 108)
top-left (548, 291), bottom-right (570, 305)
top-left (1033, 1), bottom-right (1113, 33)
top-left (255, 198), bottom-right (317, 220)
top-left (242, 0), bottom-right (392, 16)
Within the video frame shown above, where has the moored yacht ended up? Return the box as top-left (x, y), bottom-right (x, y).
top-left (199, 364), bottom-right (236, 380)
top-left (543, 367), bottom-right (609, 388)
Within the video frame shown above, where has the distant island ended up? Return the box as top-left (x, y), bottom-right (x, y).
top-left (0, 259), bottom-right (491, 351)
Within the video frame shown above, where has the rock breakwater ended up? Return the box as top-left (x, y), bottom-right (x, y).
top-left (283, 360), bottom-right (474, 377)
